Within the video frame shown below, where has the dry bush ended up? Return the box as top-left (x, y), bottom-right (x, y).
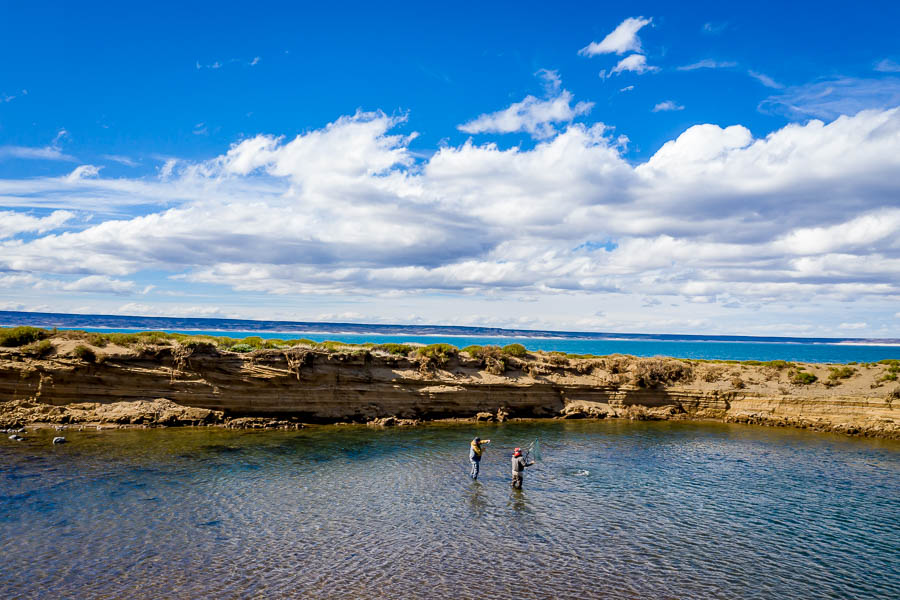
top-left (575, 360), bottom-right (601, 375)
top-left (415, 343), bottom-right (458, 370)
top-left (547, 352), bottom-right (569, 366)
top-left (731, 376), bottom-right (746, 389)
top-left (485, 356), bottom-right (507, 375)
top-left (632, 358), bottom-right (693, 388)
top-left (524, 362), bottom-right (552, 378)
top-left (474, 345), bottom-right (502, 360)
top-left (701, 365), bottom-right (727, 382)
top-left (601, 354), bottom-right (632, 374)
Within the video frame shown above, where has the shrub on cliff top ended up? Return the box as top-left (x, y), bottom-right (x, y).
top-left (72, 345), bottom-right (96, 363)
top-left (828, 366), bottom-right (856, 381)
top-left (602, 354), bottom-right (632, 374)
top-left (179, 339), bottom-right (218, 353)
top-left (764, 360), bottom-right (792, 370)
top-left (241, 336), bottom-right (265, 348)
top-left (373, 343), bottom-right (415, 356)
top-left (547, 351), bottom-right (569, 366)
top-left (791, 370), bottom-right (817, 385)
top-left (632, 358), bottom-right (693, 388)
top-left (230, 343), bottom-right (254, 353)
top-left (318, 340), bottom-right (352, 352)
top-left (501, 343), bottom-right (528, 358)
top-left (465, 345), bottom-right (501, 359)
top-left (22, 339), bottom-right (54, 358)
top-left (0, 326), bottom-right (47, 347)
top-left (416, 343), bottom-right (458, 367)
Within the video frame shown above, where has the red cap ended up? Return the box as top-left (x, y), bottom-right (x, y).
top-left (513, 448), bottom-right (521, 456)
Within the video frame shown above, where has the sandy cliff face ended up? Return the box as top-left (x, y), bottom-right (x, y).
top-left (1, 343), bottom-right (897, 438)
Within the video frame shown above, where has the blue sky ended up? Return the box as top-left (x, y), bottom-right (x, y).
top-left (1, 1), bottom-right (900, 336)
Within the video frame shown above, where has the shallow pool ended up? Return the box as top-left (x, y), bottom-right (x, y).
top-left (2, 421), bottom-right (898, 599)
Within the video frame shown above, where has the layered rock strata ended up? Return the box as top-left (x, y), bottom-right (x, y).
top-left (0, 344), bottom-right (897, 439)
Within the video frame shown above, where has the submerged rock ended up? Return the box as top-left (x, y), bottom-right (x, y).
top-left (8, 433), bottom-right (24, 441)
top-left (223, 417), bottom-right (305, 430)
top-left (52, 436), bottom-right (66, 444)
top-left (367, 416), bottom-right (420, 427)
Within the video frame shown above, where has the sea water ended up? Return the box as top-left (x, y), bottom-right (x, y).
top-left (2, 421), bottom-right (898, 599)
top-left (55, 329), bottom-right (900, 364)
top-left (2, 311), bottom-right (900, 363)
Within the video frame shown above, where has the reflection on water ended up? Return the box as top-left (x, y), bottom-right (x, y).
top-left (1, 421), bottom-right (899, 599)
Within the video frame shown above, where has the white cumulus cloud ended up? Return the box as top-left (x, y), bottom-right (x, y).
top-left (0, 210), bottom-right (74, 239)
top-left (458, 71), bottom-right (594, 139)
top-left (600, 54), bottom-right (659, 78)
top-left (579, 17), bottom-right (652, 56)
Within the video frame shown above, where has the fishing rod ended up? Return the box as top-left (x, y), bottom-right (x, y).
top-left (524, 439), bottom-right (541, 464)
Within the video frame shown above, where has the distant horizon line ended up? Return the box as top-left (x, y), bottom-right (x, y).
top-left (1, 309), bottom-right (897, 345)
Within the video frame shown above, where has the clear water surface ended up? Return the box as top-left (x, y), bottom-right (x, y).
top-left (2, 421), bottom-right (898, 599)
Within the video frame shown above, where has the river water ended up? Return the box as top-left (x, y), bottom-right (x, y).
top-left (2, 421), bottom-right (898, 599)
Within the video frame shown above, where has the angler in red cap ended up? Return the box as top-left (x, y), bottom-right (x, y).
top-left (510, 447), bottom-right (534, 489)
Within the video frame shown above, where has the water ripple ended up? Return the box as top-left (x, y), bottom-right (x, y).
top-left (0, 421), bottom-right (898, 599)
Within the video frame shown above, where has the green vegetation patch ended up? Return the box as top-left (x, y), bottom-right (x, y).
top-left (764, 360), bottom-right (792, 370)
top-left (827, 366), bottom-right (856, 381)
top-left (21, 339), bottom-right (54, 358)
top-left (317, 340), bottom-right (353, 352)
top-left (72, 345), bottom-right (97, 363)
top-left (879, 363), bottom-right (900, 382)
top-left (0, 326), bottom-right (47, 347)
top-left (373, 343), bottom-right (415, 356)
top-left (417, 343), bottom-right (458, 361)
top-left (791, 370), bottom-right (817, 385)
top-left (500, 343), bottom-right (527, 358)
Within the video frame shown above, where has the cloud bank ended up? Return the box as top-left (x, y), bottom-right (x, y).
top-left (2, 99), bottom-right (900, 334)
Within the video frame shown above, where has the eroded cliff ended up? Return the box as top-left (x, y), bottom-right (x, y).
top-left (1, 338), bottom-right (898, 438)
